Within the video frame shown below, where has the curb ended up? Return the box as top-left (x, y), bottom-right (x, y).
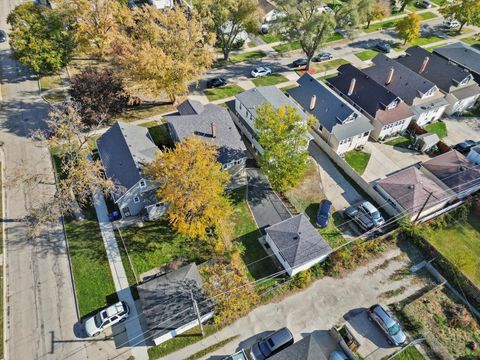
top-left (0, 147), bottom-right (8, 360)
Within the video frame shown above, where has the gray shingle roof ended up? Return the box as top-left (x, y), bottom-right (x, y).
top-left (137, 263), bottom-right (214, 342)
top-left (363, 53), bottom-right (437, 105)
top-left (396, 46), bottom-right (473, 93)
top-left (96, 122), bottom-right (159, 199)
top-left (288, 74), bottom-right (373, 141)
top-left (434, 42), bottom-right (480, 76)
top-left (165, 100), bottom-right (246, 164)
top-left (270, 334), bottom-right (327, 360)
top-left (265, 214), bottom-right (332, 270)
top-left (177, 99), bottom-right (205, 115)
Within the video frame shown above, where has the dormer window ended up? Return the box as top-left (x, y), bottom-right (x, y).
top-left (140, 180), bottom-right (147, 188)
top-left (387, 99), bottom-right (399, 109)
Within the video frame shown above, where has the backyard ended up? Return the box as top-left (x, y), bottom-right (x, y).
top-left (425, 121), bottom-right (448, 138)
top-left (140, 120), bottom-right (173, 148)
top-left (344, 150), bottom-right (371, 175)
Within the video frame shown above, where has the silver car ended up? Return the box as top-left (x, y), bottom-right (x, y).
top-left (368, 304), bottom-right (406, 346)
top-left (251, 67), bottom-right (272, 78)
top-left (84, 301), bottom-right (130, 337)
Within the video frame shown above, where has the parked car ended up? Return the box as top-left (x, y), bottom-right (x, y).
top-left (292, 58), bottom-right (308, 68)
top-left (415, 0), bottom-right (431, 8)
top-left (359, 201), bottom-right (385, 227)
top-left (251, 67), bottom-right (272, 78)
top-left (453, 139), bottom-right (477, 154)
top-left (343, 205), bottom-right (375, 232)
top-left (375, 42), bottom-right (392, 53)
top-left (444, 18), bottom-right (460, 29)
top-left (316, 199), bottom-right (332, 228)
top-left (368, 304), bottom-right (407, 346)
top-left (222, 349), bottom-right (248, 360)
top-left (329, 351), bottom-right (349, 360)
top-left (84, 301), bottom-right (130, 337)
top-left (206, 77), bottom-right (227, 89)
top-left (312, 52), bottom-right (333, 62)
top-left (250, 328), bottom-right (294, 360)
top-left (0, 30), bottom-right (6, 43)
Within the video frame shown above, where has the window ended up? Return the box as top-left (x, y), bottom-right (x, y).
top-left (122, 207), bottom-right (131, 217)
top-left (133, 196), bottom-right (140, 204)
top-left (139, 180), bottom-right (146, 188)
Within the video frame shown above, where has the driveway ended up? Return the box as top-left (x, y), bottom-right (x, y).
top-left (246, 167), bottom-right (291, 231)
top-left (308, 142), bottom-right (362, 210)
top-left (442, 116), bottom-right (480, 146)
top-left (161, 244), bottom-right (434, 360)
top-left (362, 142), bottom-right (430, 182)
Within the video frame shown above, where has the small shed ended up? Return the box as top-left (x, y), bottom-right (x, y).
top-left (416, 132), bottom-right (440, 152)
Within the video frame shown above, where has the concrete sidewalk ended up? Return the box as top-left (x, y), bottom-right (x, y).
top-left (93, 191), bottom-right (149, 360)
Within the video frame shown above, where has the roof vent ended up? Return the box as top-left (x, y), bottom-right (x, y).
top-left (408, 184), bottom-right (415, 189)
top-left (310, 95), bottom-right (317, 110)
top-left (459, 165), bottom-right (466, 171)
top-left (348, 78), bottom-right (356, 96)
top-left (293, 235), bottom-right (299, 240)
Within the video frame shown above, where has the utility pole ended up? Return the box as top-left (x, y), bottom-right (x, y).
top-left (191, 290), bottom-right (204, 336)
top-left (414, 190), bottom-right (434, 223)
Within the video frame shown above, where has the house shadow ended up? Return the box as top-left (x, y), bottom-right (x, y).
top-left (343, 307), bottom-right (391, 349)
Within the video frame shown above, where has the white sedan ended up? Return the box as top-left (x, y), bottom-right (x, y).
top-left (84, 301), bottom-right (130, 337)
top-left (251, 67), bottom-right (272, 78)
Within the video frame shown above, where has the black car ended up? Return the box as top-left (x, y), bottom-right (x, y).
top-left (343, 205), bottom-right (375, 232)
top-left (415, 0), bottom-right (431, 8)
top-left (292, 58), bottom-right (308, 68)
top-left (316, 199), bottom-right (332, 228)
top-left (250, 328), bottom-right (294, 360)
top-left (312, 52), bottom-right (333, 62)
top-left (375, 42), bottom-right (392, 53)
top-left (0, 30), bottom-right (6, 43)
top-left (206, 77), bottom-right (227, 89)
top-left (453, 140), bottom-right (477, 154)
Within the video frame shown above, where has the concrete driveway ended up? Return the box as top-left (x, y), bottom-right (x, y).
top-left (362, 142), bottom-right (430, 183)
top-left (309, 142), bottom-right (363, 210)
top-left (442, 116), bottom-right (480, 146)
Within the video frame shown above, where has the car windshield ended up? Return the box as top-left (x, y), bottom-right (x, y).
top-left (94, 313), bottom-right (103, 328)
top-left (371, 210), bottom-right (381, 220)
top-left (258, 340), bottom-right (271, 356)
top-left (388, 323), bottom-right (400, 336)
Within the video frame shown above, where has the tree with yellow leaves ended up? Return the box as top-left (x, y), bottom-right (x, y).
top-left (146, 136), bottom-right (232, 241)
top-left (111, 6), bottom-right (214, 102)
top-left (395, 12), bottom-right (421, 45)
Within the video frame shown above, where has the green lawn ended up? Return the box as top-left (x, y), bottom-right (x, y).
top-left (115, 103), bottom-right (175, 123)
top-left (65, 218), bottom-right (118, 317)
top-left (260, 33), bottom-right (285, 43)
top-left (391, 346), bottom-right (425, 360)
top-left (273, 41), bottom-right (302, 53)
top-left (344, 150), bottom-right (371, 175)
top-left (140, 121), bottom-right (173, 148)
top-left (408, 34), bottom-right (445, 47)
top-left (460, 34), bottom-right (480, 46)
top-left (384, 136), bottom-right (412, 148)
top-left (421, 214), bottom-right (480, 287)
top-left (39, 74), bottom-right (63, 91)
top-left (311, 59), bottom-right (349, 74)
top-left (205, 84), bottom-right (244, 101)
top-left (365, 12), bottom-right (437, 34)
top-left (419, 11), bottom-right (438, 20)
top-left (355, 49), bottom-right (379, 61)
top-left (252, 74), bottom-right (288, 87)
top-left (229, 50), bottom-right (267, 64)
top-left (327, 32), bottom-right (344, 42)
top-left (424, 121), bottom-right (447, 138)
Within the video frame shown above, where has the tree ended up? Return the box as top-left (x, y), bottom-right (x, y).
top-left (146, 136), bottom-right (232, 241)
top-left (276, 0), bottom-right (336, 70)
top-left (398, 0), bottom-right (415, 12)
top-left (361, 0), bottom-right (390, 28)
top-left (111, 6), bottom-right (214, 101)
top-left (255, 104), bottom-right (312, 192)
top-left (7, 3), bottom-right (75, 74)
top-left (194, 0), bottom-right (260, 61)
top-left (69, 67), bottom-right (129, 126)
top-left (441, 0), bottom-right (480, 32)
top-left (396, 12), bottom-right (421, 44)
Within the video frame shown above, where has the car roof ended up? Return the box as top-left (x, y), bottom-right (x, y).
top-left (266, 328), bottom-right (293, 350)
top-left (372, 305), bottom-right (396, 327)
top-left (361, 201), bottom-right (377, 212)
top-left (319, 200), bottom-right (332, 211)
top-left (105, 301), bottom-right (126, 317)
top-left (255, 67), bottom-right (267, 71)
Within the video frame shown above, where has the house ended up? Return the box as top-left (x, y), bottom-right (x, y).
top-left (467, 144), bottom-right (480, 165)
top-left (234, 86), bottom-right (309, 154)
top-left (137, 263), bottom-right (214, 346)
top-left (374, 166), bottom-right (453, 221)
top-left (421, 150), bottom-right (480, 198)
top-left (165, 99), bottom-right (247, 186)
top-left (288, 73), bottom-right (373, 154)
top-left (434, 42), bottom-right (480, 84)
top-left (96, 122), bottom-right (167, 219)
top-left (270, 334), bottom-right (327, 360)
top-left (327, 64), bottom-right (414, 141)
top-left (363, 54), bottom-right (448, 126)
top-left (396, 46), bottom-right (480, 115)
top-left (264, 214), bottom-right (332, 277)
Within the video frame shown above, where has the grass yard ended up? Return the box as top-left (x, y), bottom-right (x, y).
top-left (311, 59), bottom-right (349, 74)
top-left (421, 214), bottom-right (480, 287)
top-left (384, 136), bottom-right (412, 148)
top-left (408, 34), bottom-right (445, 47)
top-left (65, 218), bottom-right (118, 317)
top-left (419, 12), bottom-right (438, 21)
top-left (364, 18), bottom-right (398, 33)
top-left (39, 74), bottom-right (63, 91)
top-left (391, 346), bottom-right (424, 360)
top-left (260, 33), bottom-right (285, 43)
top-left (115, 103), bottom-right (175, 123)
top-left (404, 287), bottom-right (480, 358)
top-left (354, 49), bottom-right (379, 61)
top-left (327, 32), bottom-right (344, 42)
top-left (229, 50), bottom-right (267, 64)
top-left (424, 121), bottom-right (447, 138)
top-left (252, 74), bottom-right (288, 87)
top-left (205, 84), bottom-right (244, 102)
top-left (344, 150), bottom-right (371, 175)
top-left (273, 41), bottom-right (302, 53)
top-left (140, 121), bottom-right (173, 148)
top-left (461, 34), bottom-right (480, 46)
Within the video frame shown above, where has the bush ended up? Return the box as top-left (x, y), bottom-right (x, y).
top-left (290, 270), bottom-right (312, 289)
top-left (309, 263), bottom-right (325, 279)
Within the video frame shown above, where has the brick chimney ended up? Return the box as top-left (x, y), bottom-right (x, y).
top-left (211, 122), bottom-right (216, 138)
top-left (348, 78), bottom-right (356, 96)
top-left (385, 67), bottom-right (394, 85)
top-left (419, 56), bottom-right (430, 74)
top-left (309, 95), bottom-right (317, 110)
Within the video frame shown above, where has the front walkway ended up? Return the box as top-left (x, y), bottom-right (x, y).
top-left (93, 191), bottom-right (149, 360)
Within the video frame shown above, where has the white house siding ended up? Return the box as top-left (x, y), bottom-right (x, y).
top-left (414, 105), bottom-right (447, 127)
top-left (371, 117), bottom-right (411, 141)
top-left (445, 93), bottom-right (480, 115)
top-left (152, 312), bottom-right (214, 346)
top-left (234, 99), bottom-right (263, 154)
top-left (336, 131), bottom-right (371, 154)
top-left (117, 179), bottom-right (163, 218)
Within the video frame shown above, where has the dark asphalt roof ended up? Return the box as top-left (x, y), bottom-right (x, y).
top-left (265, 214), bottom-right (332, 270)
top-left (96, 122), bottom-right (159, 199)
top-left (434, 42), bottom-right (480, 75)
top-left (422, 150), bottom-right (480, 194)
top-left (377, 166), bottom-right (450, 213)
top-left (327, 64), bottom-right (413, 125)
top-left (396, 46), bottom-right (473, 93)
top-left (137, 263), bottom-right (214, 342)
top-left (270, 335), bottom-right (327, 360)
top-left (177, 99), bottom-right (205, 115)
top-left (288, 74), bottom-right (373, 140)
top-left (165, 100), bottom-right (246, 164)
top-left (364, 53), bottom-right (437, 105)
